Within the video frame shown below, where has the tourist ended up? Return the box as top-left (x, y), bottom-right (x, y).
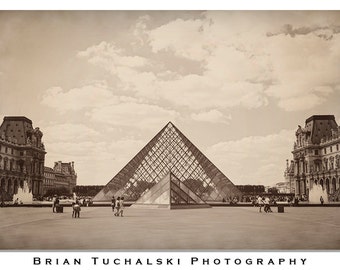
top-left (73, 200), bottom-right (81, 218)
top-left (257, 196), bottom-right (263, 212)
top-left (52, 195), bottom-right (58, 213)
top-left (111, 196), bottom-right (116, 213)
top-left (117, 197), bottom-right (125, 217)
top-left (71, 202), bottom-right (75, 217)
top-left (320, 196), bottom-right (324, 205)
top-left (114, 197), bottom-right (121, 216)
top-left (54, 196), bottom-right (61, 213)
top-left (264, 197), bottom-right (272, 212)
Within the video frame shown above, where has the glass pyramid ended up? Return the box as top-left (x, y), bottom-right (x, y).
top-left (131, 172), bottom-right (211, 209)
top-left (93, 122), bottom-right (242, 202)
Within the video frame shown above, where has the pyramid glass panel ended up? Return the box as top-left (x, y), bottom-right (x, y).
top-left (93, 122), bottom-right (242, 202)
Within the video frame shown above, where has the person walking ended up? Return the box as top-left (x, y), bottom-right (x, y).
top-left (111, 196), bottom-right (116, 213)
top-left (117, 197), bottom-right (125, 217)
top-left (114, 197), bottom-right (121, 216)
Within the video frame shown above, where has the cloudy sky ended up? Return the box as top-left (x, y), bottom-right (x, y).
top-left (0, 11), bottom-right (339, 187)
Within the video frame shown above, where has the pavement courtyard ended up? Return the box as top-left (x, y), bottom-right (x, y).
top-left (0, 206), bottom-right (340, 250)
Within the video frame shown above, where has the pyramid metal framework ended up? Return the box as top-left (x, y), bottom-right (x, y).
top-left (93, 122), bottom-right (242, 202)
top-left (131, 172), bottom-right (211, 209)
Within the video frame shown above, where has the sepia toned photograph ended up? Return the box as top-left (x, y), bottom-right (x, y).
top-left (0, 10), bottom-right (340, 250)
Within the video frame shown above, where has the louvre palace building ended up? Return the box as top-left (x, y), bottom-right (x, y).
top-left (0, 116), bottom-right (46, 199)
top-left (44, 161), bottom-right (77, 194)
top-left (285, 115), bottom-right (340, 200)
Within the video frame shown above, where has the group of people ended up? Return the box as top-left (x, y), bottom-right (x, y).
top-left (256, 196), bottom-right (272, 213)
top-left (52, 195), bottom-right (81, 217)
top-left (50, 195), bottom-right (125, 218)
top-left (111, 196), bottom-right (124, 217)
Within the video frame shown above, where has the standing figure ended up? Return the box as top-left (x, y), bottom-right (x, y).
top-left (264, 197), bottom-right (272, 212)
top-left (117, 197), bottom-right (125, 217)
top-left (257, 196), bottom-right (263, 213)
top-left (72, 202), bottom-right (75, 218)
top-left (114, 197), bottom-right (121, 216)
top-left (52, 195), bottom-right (57, 212)
top-left (320, 196), bottom-right (324, 205)
top-left (73, 200), bottom-right (81, 218)
top-left (111, 196), bottom-right (116, 213)
top-left (53, 195), bottom-right (60, 213)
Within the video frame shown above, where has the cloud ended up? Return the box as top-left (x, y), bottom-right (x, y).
top-left (276, 92), bottom-right (330, 112)
top-left (43, 123), bottom-right (100, 142)
top-left (206, 129), bottom-right (295, 186)
top-left (148, 18), bottom-right (213, 61)
top-left (41, 82), bottom-right (128, 113)
top-left (78, 17), bottom-right (270, 111)
top-left (89, 102), bottom-right (180, 130)
top-left (76, 12), bottom-right (340, 114)
top-left (264, 33), bottom-right (340, 111)
top-left (44, 137), bottom-right (145, 185)
top-left (77, 41), bottom-right (149, 71)
top-left (191, 109), bottom-right (231, 124)
top-left (266, 24), bottom-right (340, 40)
top-left (145, 13), bottom-right (340, 112)
top-left (41, 80), bottom-right (180, 130)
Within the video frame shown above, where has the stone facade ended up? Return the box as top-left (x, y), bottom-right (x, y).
top-left (43, 161), bottom-right (77, 194)
top-left (0, 116), bottom-right (46, 198)
top-left (285, 115), bottom-right (340, 199)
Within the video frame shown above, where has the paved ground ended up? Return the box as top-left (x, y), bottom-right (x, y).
top-left (0, 206), bottom-right (340, 250)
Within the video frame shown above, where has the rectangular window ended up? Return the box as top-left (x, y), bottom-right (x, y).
top-left (315, 150), bottom-right (319, 155)
top-left (337, 144), bottom-right (339, 151)
top-left (330, 146), bottom-right (333, 152)
top-left (324, 148), bottom-right (327, 154)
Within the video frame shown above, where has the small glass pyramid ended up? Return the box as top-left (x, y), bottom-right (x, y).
top-left (131, 171), bottom-right (211, 209)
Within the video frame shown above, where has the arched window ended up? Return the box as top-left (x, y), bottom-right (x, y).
top-left (320, 179), bottom-right (324, 189)
top-left (7, 179), bottom-right (12, 193)
top-left (14, 180), bottom-right (18, 194)
top-left (330, 156), bottom-right (334, 170)
top-left (4, 157), bottom-right (8, 171)
top-left (0, 178), bottom-right (5, 190)
top-left (332, 178), bottom-right (336, 194)
top-left (326, 179), bottom-right (330, 194)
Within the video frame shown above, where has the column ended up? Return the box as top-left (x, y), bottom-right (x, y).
top-left (295, 160), bottom-right (299, 175)
top-left (300, 180), bottom-right (306, 195)
top-left (295, 179), bottom-right (300, 196)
